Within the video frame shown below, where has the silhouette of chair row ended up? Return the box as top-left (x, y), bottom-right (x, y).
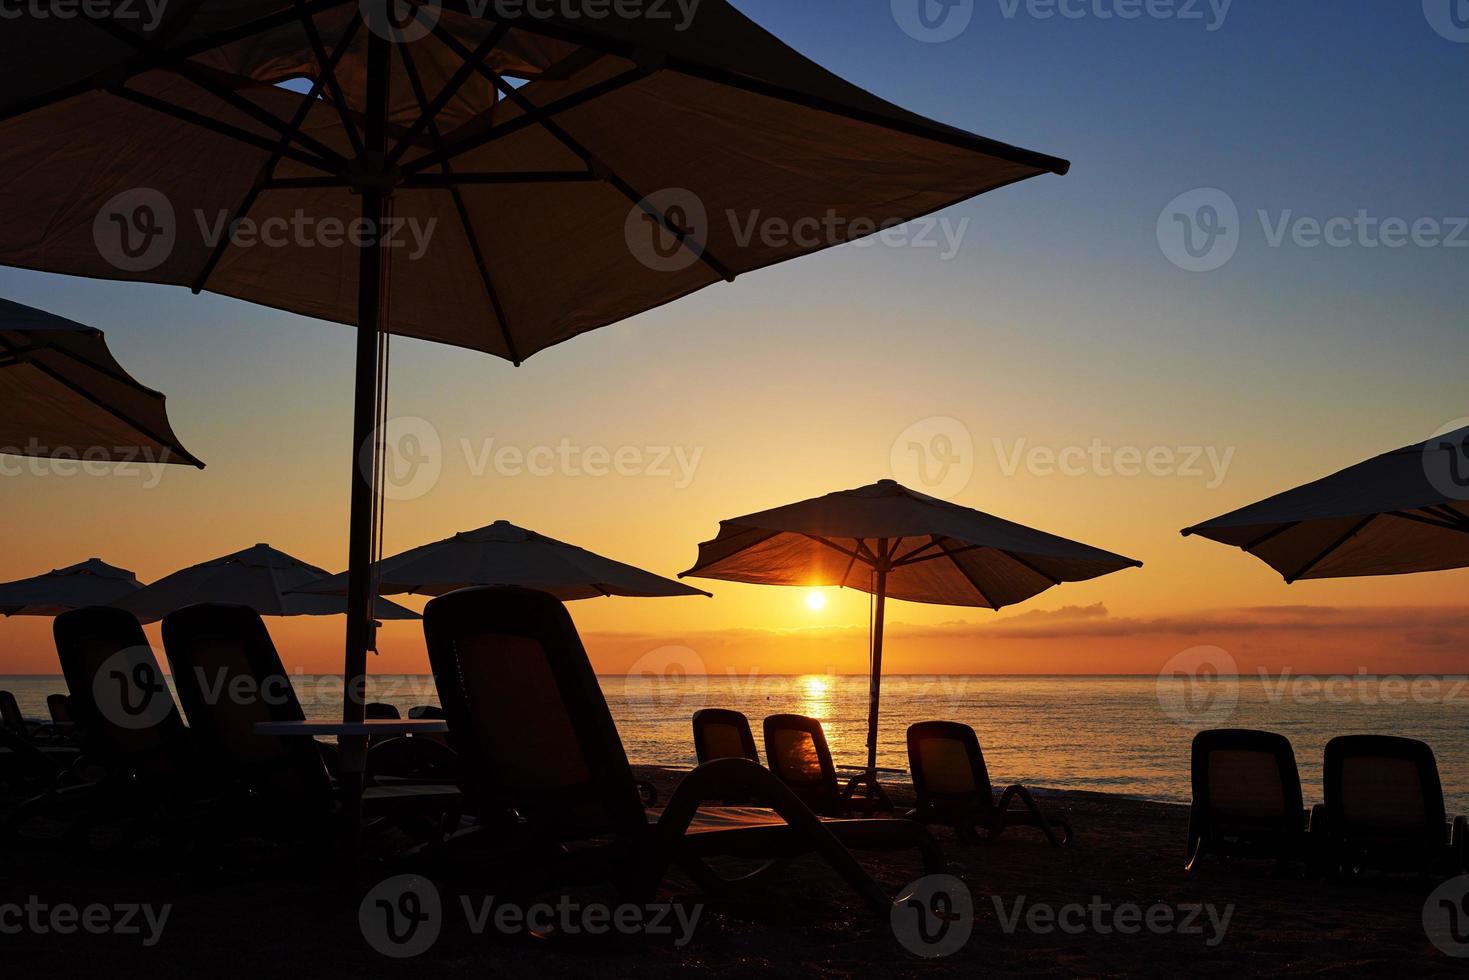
top-left (1188, 728), bottom-right (1467, 876)
top-left (693, 709), bottom-right (1071, 846)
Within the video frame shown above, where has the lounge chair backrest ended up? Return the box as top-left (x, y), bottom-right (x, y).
top-left (1324, 735), bottom-right (1444, 838)
top-left (1191, 729), bottom-right (1302, 823)
top-left (161, 603), bottom-right (330, 803)
top-left (0, 690), bottom-right (25, 733)
top-left (52, 606), bottom-right (189, 778)
top-left (763, 713), bottom-right (840, 812)
top-left (907, 721), bottom-right (993, 808)
top-left (692, 708), bottom-right (759, 764)
top-left (366, 702), bottom-right (401, 719)
top-left (422, 586), bottom-right (645, 843)
top-left (46, 693), bottom-right (73, 726)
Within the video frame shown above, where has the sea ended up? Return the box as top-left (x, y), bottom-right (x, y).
top-left (5, 673), bottom-right (1466, 813)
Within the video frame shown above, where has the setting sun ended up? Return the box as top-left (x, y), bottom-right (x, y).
top-left (805, 589), bottom-right (827, 612)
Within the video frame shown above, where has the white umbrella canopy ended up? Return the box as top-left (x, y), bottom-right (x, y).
top-left (301, 520), bottom-right (710, 601)
top-left (113, 543), bottom-right (417, 624)
top-left (683, 479), bottom-right (1143, 785)
top-left (0, 298), bottom-right (202, 468)
top-left (0, 558), bottom-right (143, 616)
top-left (1182, 425), bottom-right (1469, 582)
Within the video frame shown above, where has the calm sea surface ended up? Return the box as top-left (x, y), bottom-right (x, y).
top-left (5, 674), bottom-right (1466, 812)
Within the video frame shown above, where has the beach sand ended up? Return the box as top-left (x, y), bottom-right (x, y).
top-left (0, 767), bottom-right (1459, 978)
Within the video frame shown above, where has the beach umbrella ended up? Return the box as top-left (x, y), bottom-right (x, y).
top-left (0, 3), bottom-right (1070, 722)
top-left (0, 558), bottom-right (143, 616)
top-left (1182, 425), bottom-right (1469, 581)
top-left (301, 519), bottom-right (709, 600)
top-left (0, 298), bottom-right (201, 468)
top-left (113, 543), bottom-right (416, 624)
top-left (682, 479), bottom-right (1142, 790)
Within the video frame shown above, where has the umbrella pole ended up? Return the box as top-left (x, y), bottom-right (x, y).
top-left (866, 566), bottom-right (886, 773)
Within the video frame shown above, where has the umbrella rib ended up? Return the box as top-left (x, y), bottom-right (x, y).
top-left (427, 25), bottom-right (737, 283)
top-left (386, 23), bottom-right (510, 168)
top-left (399, 41), bottom-right (523, 365)
top-left (936, 538), bottom-right (1000, 609)
top-left (799, 533), bottom-right (870, 567)
top-left (191, 17), bottom-right (362, 295)
top-left (399, 66), bottom-right (647, 177)
top-left (294, 0), bottom-right (367, 162)
top-left (85, 17), bottom-right (350, 172)
top-left (1242, 521), bottom-right (1300, 552)
top-left (9, 349), bottom-right (204, 468)
top-left (997, 549), bottom-right (1062, 586)
top-left (1284, 514), bottom-right (1378, 584)
top-left (1387, 509), bottom-right (1469, 537)
top-left (109, 86), bottom-right (341, 175)
top-left (10, 336), bottom-right (165, 394)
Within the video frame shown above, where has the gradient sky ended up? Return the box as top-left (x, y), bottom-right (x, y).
top-left (2, 0), bottom-right (1466, 677)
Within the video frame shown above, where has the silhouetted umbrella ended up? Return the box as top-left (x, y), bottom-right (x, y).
top-left (1182, 425), bottom-right (1469, 581)
top-left (683, 480), bottom-right (1142, 795)
top-left (0, 298), bottom-right (201, 468)
top-left (0, 4), bottom-right (1069, 723)
top-left (302, 520), bottom-right (709, 600)
top-left (0, 558), bottom-right (143, 616)
top-left (113, 543), bottom-right (416, 624)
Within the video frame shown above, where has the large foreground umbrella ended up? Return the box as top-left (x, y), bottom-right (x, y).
top-left (1182, 425), bottom-right (1469, 581)
top-left (683, 480), bottom-right (1142, 785)
top-left (302, 519), bottom-right (709, 600)
top-left (0, 558), bottom-right (143, 616)
top-left (113, 543), bottom-right (416, 624)
top-left (0, 3), bottom-right (1069, 722)
top-left (0, 298), bottom-right (201, 467)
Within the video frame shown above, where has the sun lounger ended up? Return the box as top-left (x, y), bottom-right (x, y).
top-left (1185, 729), bottom-right (1307, 871)
top-left (693, 708), bottom-right (760, 764)
top-left (422, 586), bottom-right (945, 915)
top-left (907, 721), bottom-right (1072, 847)
top-left (763, 713), bottom-right (893, 816)
top-left (1318, 734), bottom-right (1467, 876)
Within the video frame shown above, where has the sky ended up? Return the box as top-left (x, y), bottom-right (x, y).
top-left (1, 0), bottom-right (1467, 678)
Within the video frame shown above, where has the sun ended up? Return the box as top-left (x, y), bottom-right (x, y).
top-left (805, 589), bottom-right (827, 612)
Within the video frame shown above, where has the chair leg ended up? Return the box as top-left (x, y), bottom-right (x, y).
top-left (996, 784), bottom-right (1071, 848)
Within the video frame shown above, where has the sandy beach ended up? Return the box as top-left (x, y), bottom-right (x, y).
top-left (2, 768), bottom-right (1459, 978)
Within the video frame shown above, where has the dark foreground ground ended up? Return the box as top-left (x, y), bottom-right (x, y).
top-left (0, 767), bottom-right (1462, 978)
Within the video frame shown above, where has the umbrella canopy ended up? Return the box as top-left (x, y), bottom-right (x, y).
top-left (0, 3), bottom-right (1070, 724)
top-left (301, 519), bottom-right (710, 600)
top-left (0, 558), bottom-right (143, 616)
top-left (0, 298), bottom-right (201, 467)
top-left (113, 543), bottom-right (417, 624)
top-left (1182, 425), bottom-right (1469, 582)
top-left (683, 479), bottom-right (1142, 783)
